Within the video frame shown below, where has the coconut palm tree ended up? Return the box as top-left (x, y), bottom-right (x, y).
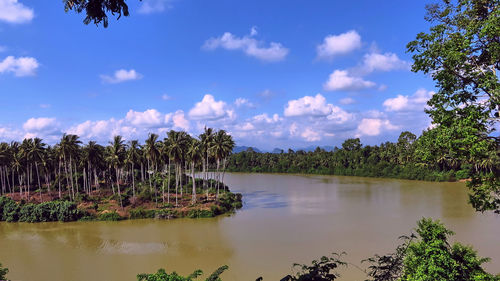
top-left (106, 135), bottom-right (126, 208)
top-left (211, 130), bottom-right (235, 198)
top-left (126, 140), bottom-right (141, 199)
top-left (59, 134), bottom-right (81, 200)
top-left (199, 127), bottom-right (214, 191)
top-left (144, 133), bottom-right (160, 193)
top-left (187, 138), bottom-right (202, 203)
top-left (166, 130), bottom-right (189, 206)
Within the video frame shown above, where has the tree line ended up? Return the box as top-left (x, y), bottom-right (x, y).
top-left (227, 128), bottom-right (499, 183)
top-left (0, 128), bottom-right (235, 207)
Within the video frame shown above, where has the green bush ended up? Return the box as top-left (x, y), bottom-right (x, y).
top-left (129, 208), bottom-right (156, 219)
top-left (98, 211), bottom-right (123, 221)
top-left (0, 197), bottom-right (20, 222)
top-left (187, 209), bottom-right (214, 218)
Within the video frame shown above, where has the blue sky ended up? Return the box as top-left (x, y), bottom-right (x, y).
top-left (0, 0), bottom-right (437, 150)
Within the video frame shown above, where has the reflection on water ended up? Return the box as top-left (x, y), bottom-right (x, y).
top-left (0, 173), bottom-right (499, 281)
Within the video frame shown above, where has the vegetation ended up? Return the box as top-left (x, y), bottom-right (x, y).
top-left (0, 262), bottom-right (8, 281)
top-left (227, 130), bottom-right (493, 182)
top-left (0, 128), bottom-right (240, 222)
top-left (406, 0), bottom-right (499, 213)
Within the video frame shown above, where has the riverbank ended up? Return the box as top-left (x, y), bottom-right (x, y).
top-left (0, 188), bottom-right (242, 223)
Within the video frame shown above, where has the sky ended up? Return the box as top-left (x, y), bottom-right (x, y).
top-left (0, 0), bottom-right (438, 150)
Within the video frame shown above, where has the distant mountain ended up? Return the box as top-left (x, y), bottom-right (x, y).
top-left (232, 146), bottom-right (262, 153)
top-left (233, 145), bottom-right (335, 154)
top-left (299, 145), bottom-right (335, 152)
top-left (271, 148), bottom-right (284, 154)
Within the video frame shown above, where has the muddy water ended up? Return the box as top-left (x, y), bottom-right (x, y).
top-left (0, 173), bottom-right (499, 280)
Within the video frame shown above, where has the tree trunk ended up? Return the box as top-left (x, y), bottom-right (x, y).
top-left (115, 166), bottom-right (123, 209)
top-left (191, 161), bottom-right (196, 204)
top-left (35, 162), bottom-right (42, 202)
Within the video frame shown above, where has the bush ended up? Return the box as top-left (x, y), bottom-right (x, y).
top-left (129, 208), bottom-right (156, 219)
top-left (187, 209), bottom-right (214, 218)
top-left (0, 197), bottom-right (19, 222)
top-left (98, 211), bottom-right (123, 221)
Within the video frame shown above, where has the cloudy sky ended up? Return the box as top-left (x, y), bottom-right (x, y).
top-left (0, 0), bottom-right (437, 150)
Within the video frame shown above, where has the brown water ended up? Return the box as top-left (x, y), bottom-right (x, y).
top-left (0, 173), bottom-right (499, 281)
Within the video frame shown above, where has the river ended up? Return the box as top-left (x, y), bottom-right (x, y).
top-left (0, 173), bottom-right (499, 280)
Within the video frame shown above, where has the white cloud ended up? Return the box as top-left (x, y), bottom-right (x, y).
top-left (39, 104), bottom-right (51, 109)
top-left (357, 118), bottom-right (399, 136)
top-left (301, 128), bottom-right (321, 142)
top-left (100, 69), bottom-right (143, 84)
top-left (172, 110), bottom-right (190, 131)
top-left (189, 94), bottom-right (233, 120)
top-left (203, 29), bottom-right (289, 62)
top-left (316, 30), bottom-right (361, 60)
top-left (252, 113), bottom-right (281, 123)
top-left (0, 56), bottom-right (39, 76)
top-left (339, 97), bottom-right (355, 105)
top-left (234, 98), bottom-right (254, 108)
top-left (23, 117), bottom-right (58, 132)
top-left (383, 88), bottom-right (434, 112)
top-left (362, 52), bottom-right (410, 73)
top-left (162, 94), bottom-right (172, 100)
top-left (0, 0), bottom-right (34, 24)
top-left (138, 0), bottom-right (173, 14)
top-left (250, 26), bottom-right (258, 36)
top-left (125, 109), bottom-right (163, 127)
top-left (323, 70), bottom-right (376, 91)
top-left (284, 94), bottom-right (352, 124)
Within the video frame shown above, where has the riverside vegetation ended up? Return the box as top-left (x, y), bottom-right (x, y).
top-left (0, 128), bottom-right (242, 222)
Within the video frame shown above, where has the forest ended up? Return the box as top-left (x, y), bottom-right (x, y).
top-left (0, 128), bottom-right (242, 221)
top-left (227, 128), bottom-right (498, 182)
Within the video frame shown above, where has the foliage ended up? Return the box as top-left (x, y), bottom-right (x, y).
top-left (137, 266), bottom-right (228, 281)
top-left (227, 131), bottom-right (469, 182)
top-left (280, 254), bottom-right (347, 281)
top-left (0, 196), bottom-right (83, 222)
top-left (63, 0), bottom-right (134, 28)
top-left (129, 207), bottom-right (156, 219)
top-left (98, 211), bottom-right (123, 221)
top-left (0, 262), bottom-right (8, 281)
top-left (407, 0), bottom-right (500, 213)
top-left (401, 218), bottom-right (498, 281)
top-left (363, 235), bottom-right (416, 281)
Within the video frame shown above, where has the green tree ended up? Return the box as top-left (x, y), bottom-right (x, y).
top-left (0, 262), bottom-right (8, 281)
top-left (407, 0), bottom-right (500, 213)
top-left (401, 218), bottom-right (498, 281)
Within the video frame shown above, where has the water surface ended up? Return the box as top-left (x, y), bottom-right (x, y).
top-left (0, 173), bottom-right (499, 280)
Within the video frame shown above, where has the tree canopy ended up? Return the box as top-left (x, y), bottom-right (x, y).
top-left (407, 0), bottom-right (500, 213)
top-left (63, 0), bottom-right (136, 27)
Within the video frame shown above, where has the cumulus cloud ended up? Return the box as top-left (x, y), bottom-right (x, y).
top-left (172, 110), bottom-right (190, 130)
top-left (323, 70), bottom-right (376, 91)
top-left (125, 109), bottom-right (163, 127)
top-left (23, 117), bottom-right (58, 132)
top-left (189, 94), bottom-right (234, 120)
top-left (0, 56), bottom-right (39, 76)
top-left (357, 118), bottom-right (399, 136)
top-left (301, 128), bottom-right (321, 142)
top-left (203, 29), bottom-right (289, 62)
top-left (316, 30), bottom-right (361, 60)
top-left (383, 88), bottom-right (434, 112)
top-left (284, 94), bottom-right (352, 125)
top-left (362, 52), bottom-right (410, 73)
top-left (0, 0), bottom-right (34, 24)
top-left (100, 69), bottom-right (143, 84)
top-left (138, 0), bottom-right (173, 14)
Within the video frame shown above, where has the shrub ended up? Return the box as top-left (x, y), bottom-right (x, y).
top-left (129, 208), bottom-right (156, 219)
top-left (98, 211), bottom-right (123, 221)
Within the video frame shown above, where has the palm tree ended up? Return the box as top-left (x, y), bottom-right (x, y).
top-left (126, 140), bottom-right (141, 199)
top-left (59, 134), bottom-right (81, 200)
top-left (199, 127), bottom-right (214, 191)
top-left (167, 130), bottom-right (189, 206)
top-left (187, 138), bottom-right (202, 203)
top-left (211, 130), bottom-right (235, 198)
top-left (28, 138), bottom-right (47, 201)
top-left (144, 133), bottom-right (160, 193)
top-left (106, 136), bottom-right (126, 208)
